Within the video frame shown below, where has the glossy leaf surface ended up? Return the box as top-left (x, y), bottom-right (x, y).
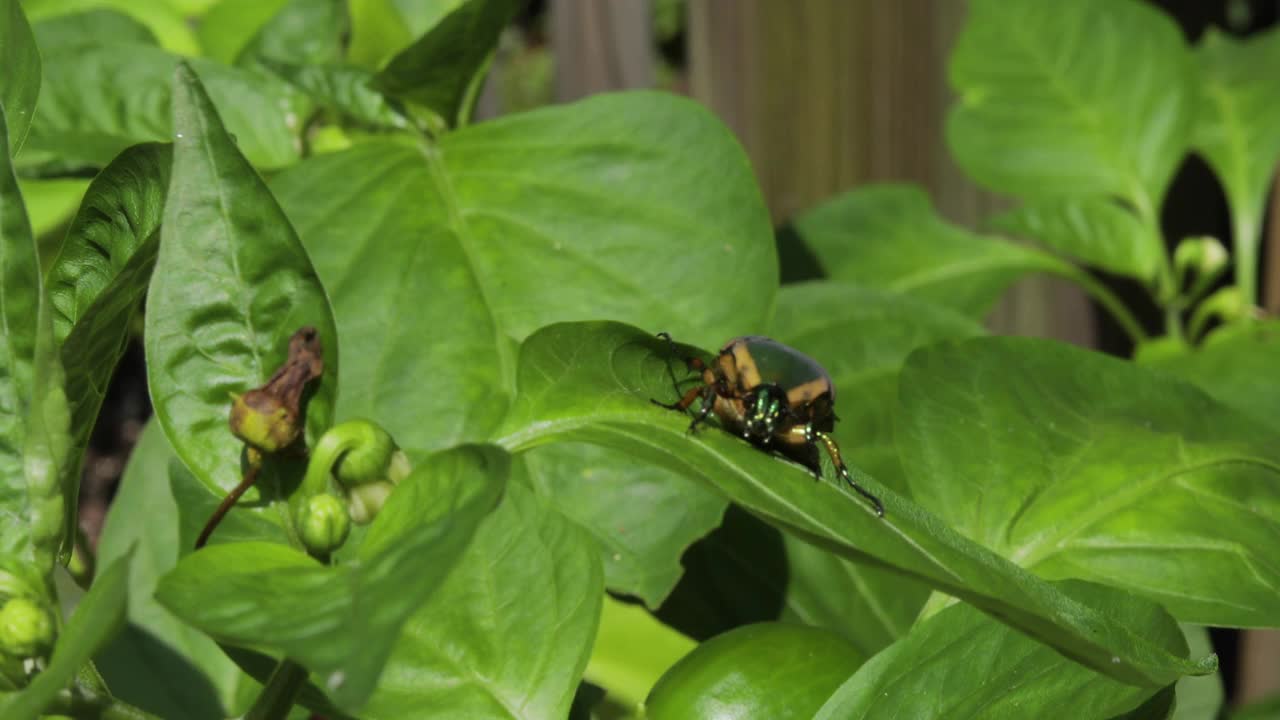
top-left (157, 445), bottom-right (507, 713)
top-left (494, 321), bottom-right (1215, 687)
top-left (0, 0), bottom-right (39, 153)
top-left (363, 480), bottom-right (602, 720)
top-left (948, 0), bottom-right (1194, 214)
top-left (48, 143), bottom-right (169, 521)
top-left (899, 337), bottom-right (1280, 627)
top-left (270, 92), bottom-right (775, 458)
top-left (793, 185), bottom-right (1066, 317)
top-left (815, 581), bottom-right (1180, 720)
top-left (146, 64), bottom-right (336, 497)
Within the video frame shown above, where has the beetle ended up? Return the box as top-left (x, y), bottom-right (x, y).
top-left (652, 333), bottom-right (884, 517)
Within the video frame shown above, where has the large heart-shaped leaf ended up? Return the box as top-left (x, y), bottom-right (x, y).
top-left (22, 46), bottom-right (306, 174)
top-left (362, 478), bottom-right (602, 720)
top-left (947, 0), bottom-right (1194, 217)
top-left (493, 321), bottom-right (1215, 687)
top-left (816, 581), bottom-right (1181, 720)
top-left (898, 337), bottom-right (1280, 627)
top-left (792, 185), bottom-right (1068, 317)
top-left (0, 0), bottom-right (39, 154)
top-left (0, 104), bottom-right (71, 571)
top-left (157, 445), bottom-right (507, 713)
top-left (30, 7), bottom-right (156, 50)
top-left (269, 91), bottom-right (775, 457)
top-left (21, 0), bottom-right (198, 54)
top-left (1192, 28), bottom-right (1280, 304)
top-left (146, 63), bottom-right (337, 498)
top-left (0, 553), bottom-right (130, 720)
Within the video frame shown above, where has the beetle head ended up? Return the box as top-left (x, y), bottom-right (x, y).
top-left (743, 384), bottom-right (789, 442)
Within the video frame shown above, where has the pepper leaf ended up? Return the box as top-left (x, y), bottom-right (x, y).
top-left (0, 0), bottom-right (39, 154)
top-left (495, 321), bottom-right (1216, 688)
top-left (145, 63), bottom-right (337, 499)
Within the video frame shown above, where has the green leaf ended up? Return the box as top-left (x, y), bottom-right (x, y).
top-left (263, 61), bottom-right (408, 130)
top-left (898, 336), bottom-right (1280, 627)
top-left (361, 480), bottom-right (603, 720)
top-left (21, 0), bottom-right (198, 54)
top-left (495, 321), bottom-right (1216, 687)
top-left (992, 198), bottom-right (1161, 283)
top-left (0, 105), bottom-right (71, 571)
top-left (793, 185), bottom-right (1067, 317)
top-left (235, 0), bottom-right (348, 68)
top-left (656, 505), bottom-right (928, 659)
top-left (46, 143), bottom-right (169, 535)
top-left (157, 445), bottom-right (507, 713)
top-left (270, 92), bottom-right (775, 457)
top-left (372, 0), bottom-right (518, 126)
top-left (947, 0), bottom-right (1194, 215)
top-left (1141, 321), bottom-right (1280, 434)
top-left (0, 0), bottom-right (39, 154)
top-left (95, 421), bottom-right (250, 719)
top-left (22, 47), bottom-right (306, 174)
top-left (16, 177), bottom-right (87, 244)
top-left (30, 8), bottom-right (156, 50)
top-left (345, 0), bottom-right (415, 68)
top-left (1173, 625), bottom-right (1223, 720)
top-left (1192, 28), bottom-right (1280, 303)
top-left (524, 441), bottom-right (725, 608)
top-left (771, 281), bottom-right (985, 454)
top-left (0, 553), bottom-right (130, 720)
top-left (146, 63), bottom-right (336, 498)
top-left (196, 0), bottom-right (291, 64)
top-left (815, 581), bottom-right (1180, 720)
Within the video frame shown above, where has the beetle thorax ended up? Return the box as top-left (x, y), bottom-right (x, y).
top-left (743, 385), bottom-right (789, 441)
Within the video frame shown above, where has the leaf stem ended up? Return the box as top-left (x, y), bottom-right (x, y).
top-left (49, 688), bottom-right (163, 720)
top-left (1054, 265), bottom-right (1149, 344)
top-left (1232, 205), bottom-right (1260, 308)
top-left (245, 659), bottom-right (309, 720)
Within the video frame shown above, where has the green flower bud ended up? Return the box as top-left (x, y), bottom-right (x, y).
top-left (297, 494), bottom-right (350, 556)
top-left (229, 391), bottom-right (301, 453)
top-left (0, 597), bottom-right (54, 659)
top-left (347, 482), bottom-right (395, 525)
top-left (1174, 236), bottom-right (1228, 280)
top-left (333, 421), bottom-right (397, 487)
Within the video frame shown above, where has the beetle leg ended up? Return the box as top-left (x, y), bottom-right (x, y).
top-left (785, 424), bottom-right (883, 517)
top-left (651, 384), bottom-right (703, 412)
top-left (686, 385), bottom-right (718, 434)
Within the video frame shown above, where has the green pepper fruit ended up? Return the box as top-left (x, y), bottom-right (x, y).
top-left (0, 597), bottom-right (55, 659)
top-left (297, 494), bottom-right (351, 556)
top-left (643, 622), bottom-right (865, 720)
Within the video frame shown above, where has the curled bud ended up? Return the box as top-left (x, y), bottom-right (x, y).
top-left (300, 420), bottom-right (412, 526)
top-left (1175, 236), bottom-right (1229, 280)
top-left (297, 494), bottom-right (351, 556)
top-left (228, 327), bottom-right (323, 452)
top-left (0, 597), bottom-right (54, 659)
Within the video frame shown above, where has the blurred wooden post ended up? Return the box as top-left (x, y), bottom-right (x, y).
top-left (686, 0), bottom-right (1094, 344)
top-left (550, 0), bottom-right (654, 101)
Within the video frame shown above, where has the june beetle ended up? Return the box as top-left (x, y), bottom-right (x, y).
top-left (654, 334), bottom-right (884, 516)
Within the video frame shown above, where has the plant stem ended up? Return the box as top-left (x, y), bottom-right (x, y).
top-left (1233, 206), bottom-right (1260, 309)
top-left (50, 688), bottom-right (163, 720)
top-left (1055, 266), bottom-right (1149, 344)
top-left (245, 659), bottom-right (309, 720)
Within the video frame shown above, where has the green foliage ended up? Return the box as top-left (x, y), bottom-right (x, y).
top-left (1, 0), bottom-right (1274, 717)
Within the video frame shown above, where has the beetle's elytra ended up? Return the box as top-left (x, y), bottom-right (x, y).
top-left (653, 334), bottom-right (885, 517)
